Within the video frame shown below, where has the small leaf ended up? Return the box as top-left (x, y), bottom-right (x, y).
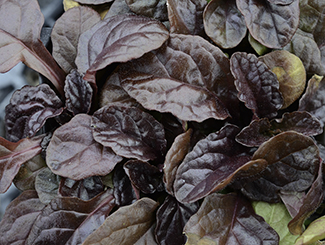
top-left (230, 52), bottom-right (283, 119)
top-left (295, 215), bottom-right (325, 245)
top-left (183, 193), bottom-right (279, 244)
top-left (125, 0), bottom-right (168, 21)
top-left (74, 0), bottom-right (113, 4)
top-left (279, 191), bottom-right (306, 219)
top-left (82, 197), bottom-right (159, 245)
top-left (203, 0), bottom-right (247, 49)
top-left (35, 167), bottom-right (60, 204)
top-left (5, 84), bottom-right (63, 142)
top-left (47, 114), bottom-right (122, 180)
top-left (91, 105), bottom-right (166, 161)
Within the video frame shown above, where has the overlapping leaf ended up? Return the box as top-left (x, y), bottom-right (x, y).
top-left (91, 105), bottom-right (166, 161)
top-left (230, 52), bottom-right (283, 119)
top-left (5, 84), bottom-right (63, 142)
top-left (47, 114), bottom-right (123, 180)
top-left (184, 193), bottom-right (279, 244)
top-left (125, 0), bottom-right (168, 21)
top-left (75, 0), bottom-right (113, 4)
top-left (35, 167), bottom-right (60, 204)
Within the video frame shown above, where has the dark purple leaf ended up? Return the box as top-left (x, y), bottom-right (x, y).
top-left (47, 114), bottom-right (122, 180)
top-left (75, 14), bottom-right (169, 82)
top-left (51, 6), bottom-right (101, 73)
top-left (91, 105), bottom-right (166, 161)
top-left (125, 0), bottom-right (168, 21)
top-left (35, 167), bottom-right (60, 204)
top-left (230, 52), bottom-right (283, 119)
top-left (203, 0), bottom-right (247, 49)
top-left (236, 111), bottom-right (323, 147)
top-left (64, 69), bottom-right (93, 115)
top-left (279, 191), bottom-right (306, 218)
top-left (155, 195), bottom-right (199, 245)
top-left (183, 193), bottom-right (279, 244)
top-left (236, 0), bottom-right (299, 49)
top-left (166, 0), bottom-right (207, 36)
top-left (267, 0), bottom-right (295, 4)
top-left (174, 124), bottom-right (268, 203)
top-left (299, 75), bottom-right (325, 127)
top-left (241, 131), bottom-right (320, 202)
top-left (124, 160), bottom-right (163, 194)
top-left (5, 84), bottom-right (63, 142)
top-left (0, 135), bottom-right (43, 193)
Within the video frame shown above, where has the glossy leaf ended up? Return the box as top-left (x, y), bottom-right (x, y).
top-left (203, 0), bottom-right (247, 49)
top-left (124, 160), bottom-right (163, 194)
top-left (184, 193), bottom-right (279, 244)
top-left (125, 0), bottom-right (168, 21)
top-left (35, 167), bottom-right (60, 204)
top-left (236, 0), bottom-right (299, 49)
top-left (5, 84), bottom-right (63, 142)
top-left (91, 105), bottom-right (166, 161)
top-left (82, 197), bottom-right (159, 245)
top-left (64, 69), bottom-right (93, 115)
top-left (0, 135), bottom-right (43, 193)
top-left (155, 195), bottom-right (199, 245)
top-left (52, 6), bottom-right (101, 73)
top-left (163, 129), bottom-right (192, 195)
top-left (47, 114), bottom-right (123, 180)
top-left (75, 14), bottom-right (169, 81)
top-left (230, 52), bottom-right (283, 119)
top-left (174, 124), bottom-right (267, 203)
top-left (241, 131), bottom-right (320, 202)
top-left (166, 0), bottom-right (207, 36)
top-left (259, 50), bottom-right (306, 109)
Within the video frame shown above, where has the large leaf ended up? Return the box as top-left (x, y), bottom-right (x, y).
top-left (203, 0), bottom-right (247, 49)
top-left (82, 197), bottom-right (159, 245)
top-left (236, 0), bottom-right (300, 49)
top-left (75, 13), bottom-right (169, 82)
top-left (91, 105), bottom-right (166, 161)
top-left (0, 135), bottom-right (43, 193)
top-left (5, 84), bottom-right (63, 142)
top-left (230, 52), bottom-right (283, 119)
top-left (47, 114), bottom-right (123, 180)
top-left (174, 124), bottom-right (267, 203)
top-left (0, 0), bottom-right (66, 95)
top-left (51, 6), bottom-right (101, 74)
top-left (183, 193), bottom-right (279, 244)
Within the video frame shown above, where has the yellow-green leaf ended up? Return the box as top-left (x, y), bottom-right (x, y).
top-left (295, 216), bottom-right (325, 245)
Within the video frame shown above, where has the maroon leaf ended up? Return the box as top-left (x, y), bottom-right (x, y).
top-left (125, 0), bottom-right (168, 21)
top-left (183, 193), bottom-right (279, 244)
top-left (75, 13), bottom-right (169, 82)
top-left (236, 0), bottom-right (299, 49)
top-left (0, 135), bottom-right (43, 193)
top-left (230, 52), bottom-right (283, 119)
top-left (5, 84), bottom-right (63, 142)
top-left (279, 191), bottom-right (306, 218)
top-left (203, 0), bottom-right (247, 49)
top-left (0, 0), bottom-right (66, 95)
top-left (155, 195), bottom-right (199, 245)
top-left (64, 69), bottom-right (93, 115)
top-left (35, 167), bottom-right (60, 204)
top-left (51, 6), bottom-right (101, 73)
top-left (91, 105), bottom-right (166, 161)
top-left (47, 114), bottom-right (122, 180)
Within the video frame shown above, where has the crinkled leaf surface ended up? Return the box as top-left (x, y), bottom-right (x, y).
top-left (47, 114), bottom-right (123, 180)
top-left (75, 13), bottom-right (169, 81)
top-left (259, 50), bottom-right (306, 109)
top-left (64, 69), bottom-right (93, 115)
top-left (241, 131), bottom-right (320, 202)
top-left (83, 197), bottom-right (159, 245)
top-left (164, 129), bottom-right (192, 195)
top-left (299, 75), bottom-right (325, 126)
top-left (5, 84), bottom-right (63, 142)
top-left (230, 52), bottom-right (283, 119)
top-left (35, 167), bottom-right (60, 204)
top-left (125, 0), bottom-right (168, 21)
top-left (236, 0), bottom-right (299, 49)
top-left (236, 111), bottom-right (323, 147)
top-left (91, 105), bottom-right (166, 161)
top-left (174, 124), bottom-right (267, 203)
top-left (166, 0), bottom-right (207, 36)
top-left (203, 0), bottom-right (247, 49)
top-left (124, 160), bottom-right (163, 194)
top-left (184, 193), bottom-right (279, 244)
top-left (0, 135), bottom-right (43, 193)
top-left (155, 195), bottom-right (199, 245)
top-left (52, 6), bottom-right (101, 73)
top-left (0, 0), bottom-right (66, 95)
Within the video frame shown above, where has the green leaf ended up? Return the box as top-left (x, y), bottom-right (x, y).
top-left (295, 216), bottom-right (325, 245)
top-left (252, 201), bottom-right (299, 244)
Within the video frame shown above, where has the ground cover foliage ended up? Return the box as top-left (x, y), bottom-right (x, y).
top-left (0, 0), bottom-right (325, 244)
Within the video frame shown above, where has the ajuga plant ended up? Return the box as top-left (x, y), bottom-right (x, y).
top-left (0, 0), bottom-right (325, 244)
